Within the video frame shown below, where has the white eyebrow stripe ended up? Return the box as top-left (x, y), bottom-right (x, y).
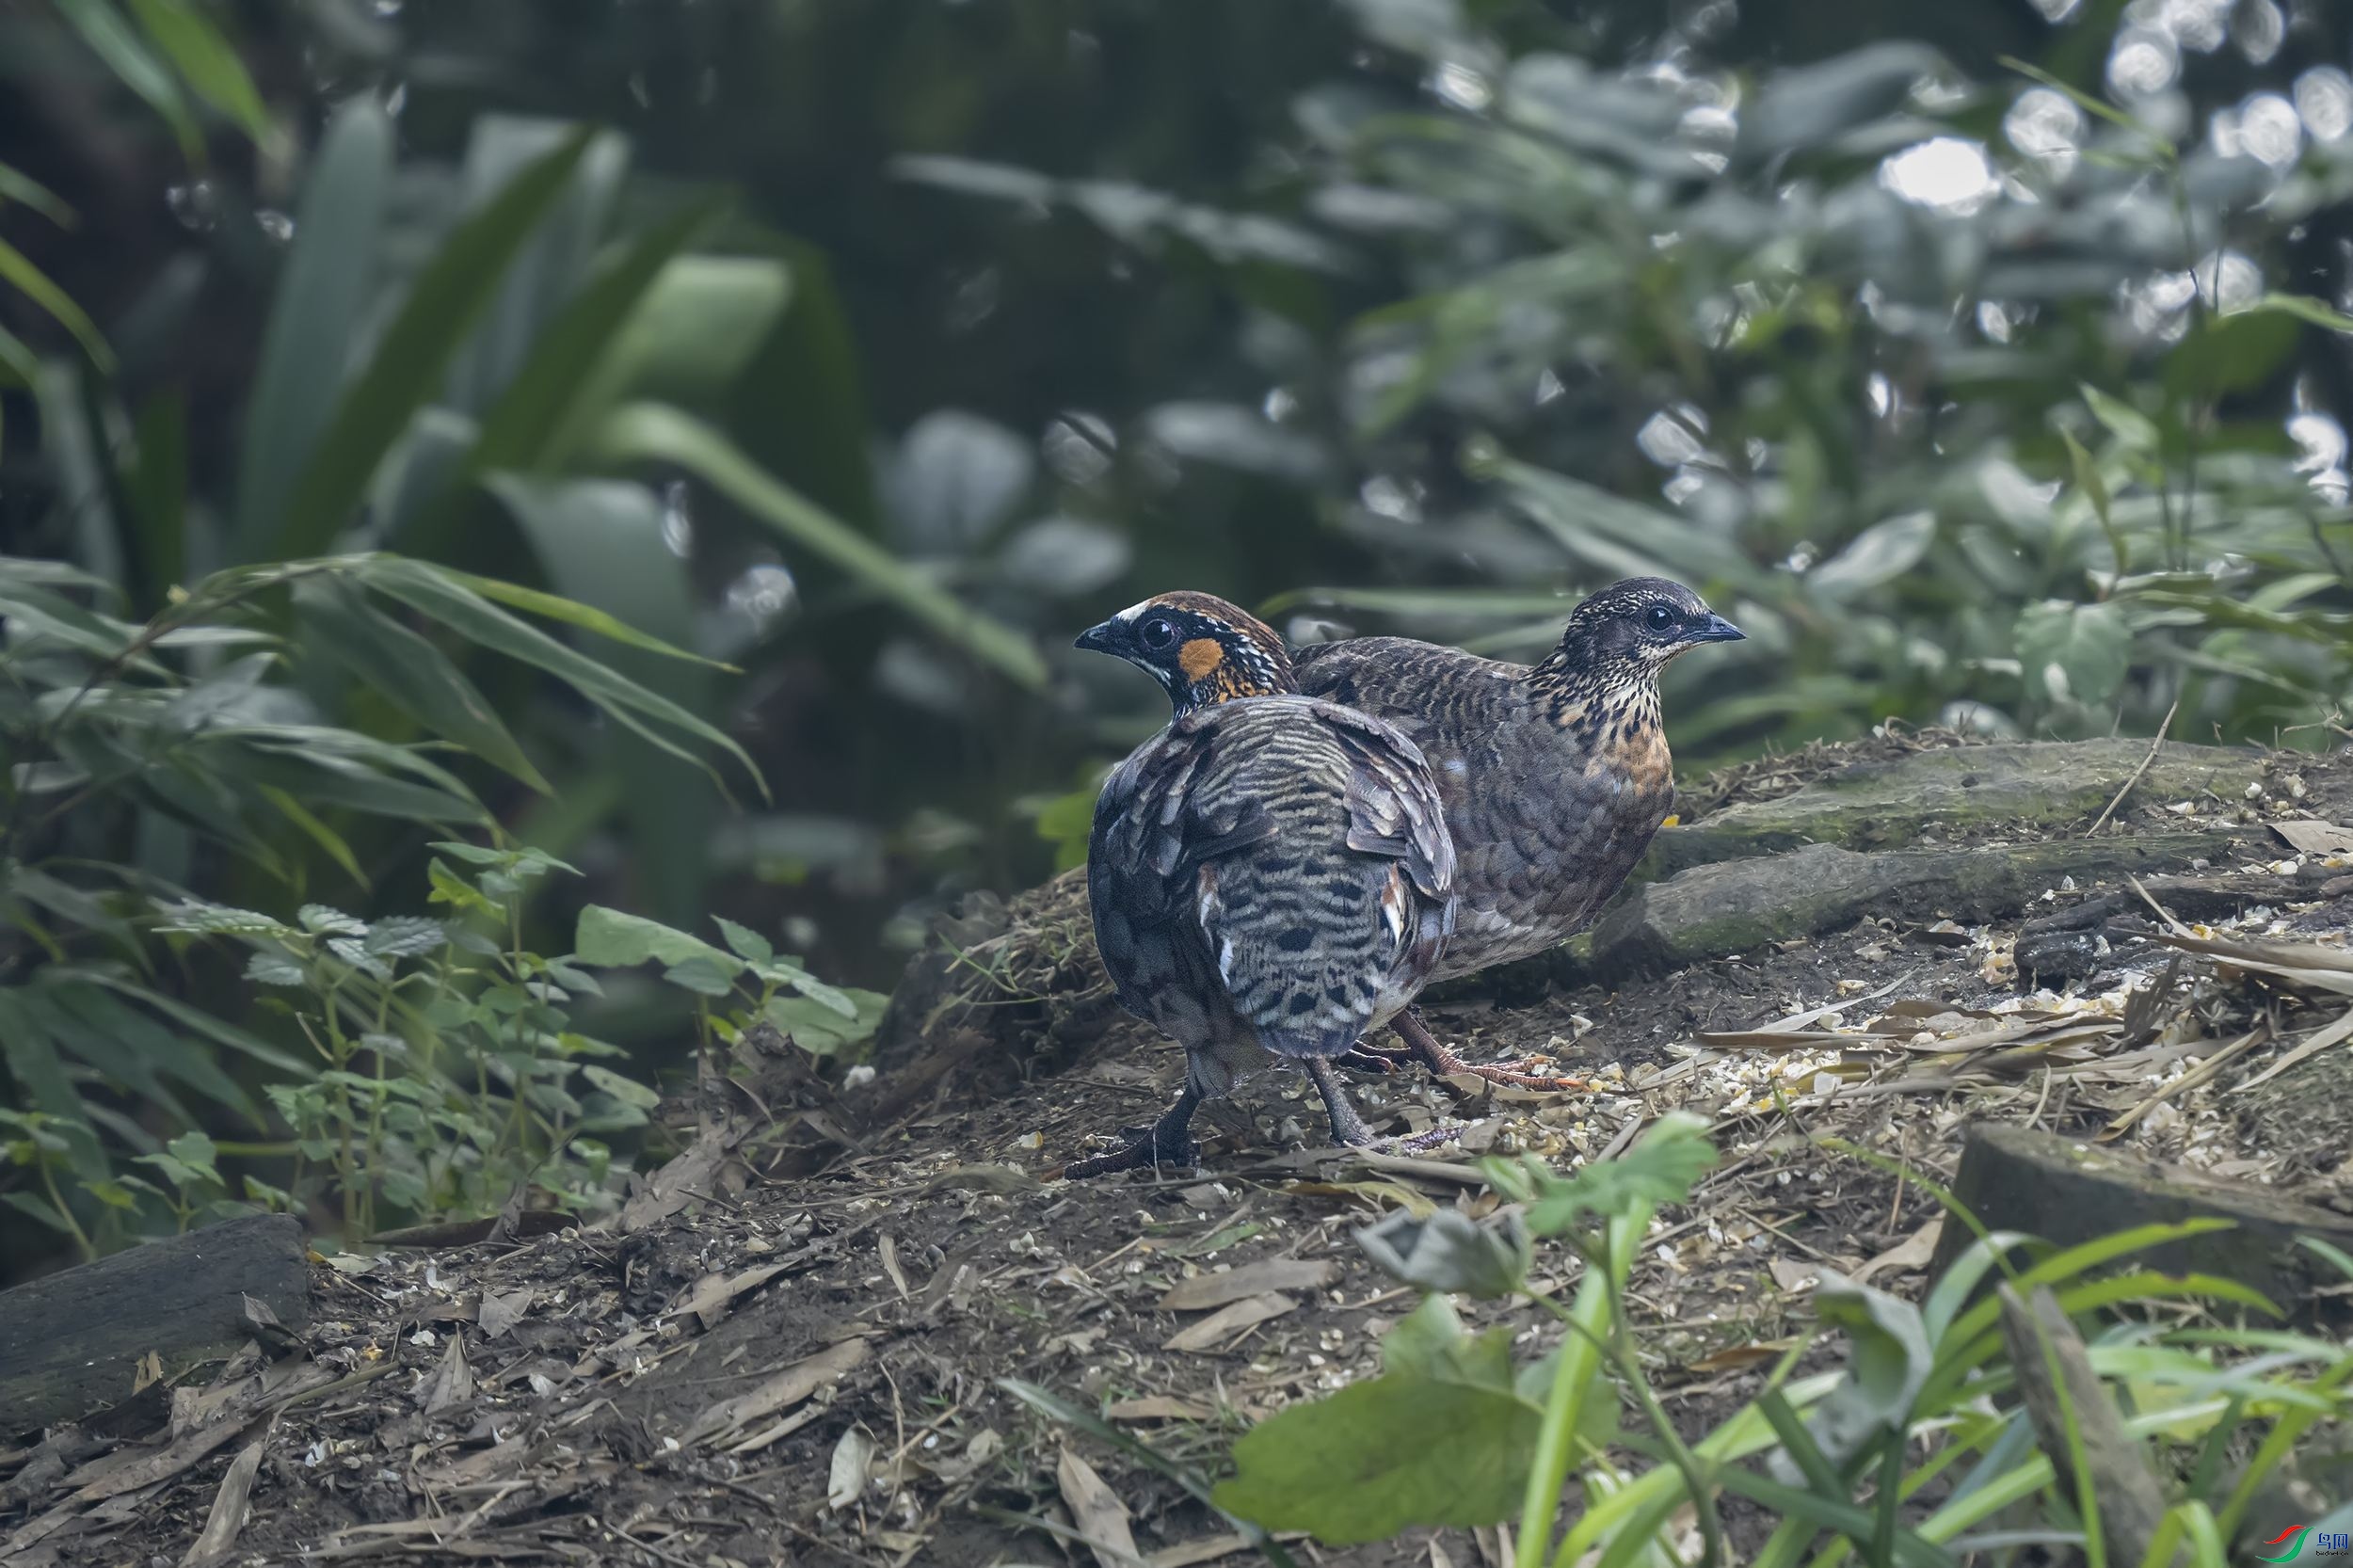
top-left (1116, 600), bottom-right (1153, 623)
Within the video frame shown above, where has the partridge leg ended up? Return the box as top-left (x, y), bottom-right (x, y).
top-left (1304, 1057), bottom-right (1375, 1147)
top-left (1394, 1008), bottom-right (1589, 1092)
top-left (1062, 1084), bottom-right (1203, 1178)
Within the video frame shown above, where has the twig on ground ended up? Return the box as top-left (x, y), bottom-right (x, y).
top-left (2086, 699), bottom-right (2179, 838)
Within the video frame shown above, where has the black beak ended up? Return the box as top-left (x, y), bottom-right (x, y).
top-left (1074, 617), bottom-right (1122, 654)
top-left (1692, 611), bottom-right (1745, 644)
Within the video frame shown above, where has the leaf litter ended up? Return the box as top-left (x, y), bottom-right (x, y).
top-left (5, 735), bottom-right (2351, 1567)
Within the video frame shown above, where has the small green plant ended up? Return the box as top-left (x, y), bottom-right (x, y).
top-left (1182, 1120), bottom-right (2350, 1568)
top-left (570, 902), bottom-right (889, 1062)
top-left (157, 845), bottom-right (648, 1236)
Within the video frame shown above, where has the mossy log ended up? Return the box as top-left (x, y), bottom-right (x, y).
top-left (0, 1213), bottom-right (312, 1435)
top-left (1585, 831), bottom-right (2258, 983)
top-left (1644, 739), bottom-right (2265, 877)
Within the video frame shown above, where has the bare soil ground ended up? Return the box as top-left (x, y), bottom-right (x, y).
top-left (8, 730), bottom-right (2353, 1568)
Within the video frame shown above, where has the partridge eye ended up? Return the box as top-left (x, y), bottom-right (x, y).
top-left (1139, 616), bottom-right (1178, 650)
top-left (1644, 603), bottom-right (1677, 632)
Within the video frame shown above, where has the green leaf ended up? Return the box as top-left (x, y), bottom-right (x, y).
top-left (0, 163), bottom-right (75, 226)
top-left (356, 554), bottom-right (764, 802)
top-left (478, 475), bottom-right (714, 919)
top-left (760, 992), bottom-right (876, 1054)
top-left (1492, 458), bottom-right (1760, 591)
top-left (1379, 1294), bottom-right (1516, 1391)
top-left (1809, 513), bottom-right (1935, 600)
top-left (593, 401), bottom-right (1048, 690)
top-left (362, 917), bottom-right (447, 959)
top-left (712, 916), bottom-right (774, 965)
top-left (234, 99), bottom-right (391, 555)
top-left (124, 0), bottom-right (271, 145)
top-left (433, 560), bottom-right (736, 667)
top-left (662, 956), bottom-right (739, 997)
top-left (1483, 1110), bottom-right (1715, 1237)
top-left (264, 128), bottom-right (593, 560)
top-left (466, 195), bottom-right (729, 473)
top-left (1804, 1272), bottom-right (1934, 1467)
top-left (2246, 293), bottom-right (2353, 334)
top-left (574, 904), bottom-right (744, 976)
top-left (0, 236), bottom-right (114, 369)
top-left (1354, 1207), bottom-right (1529, 1298)
top-left (258, 785), bottom-right (368, 889)
top-left (580, 1063), bottom-right (660, 1110)
top-left (53, 0), bottom-right (200, 163)
top-left (1212, 1375), bottom-right (1540, 1544)
top-left (296, 904), bottom-right (363, 936)
top-left (293, 576), bottom-right (552, 792)
top-left (2079, 383), bottom-right (2160, 454)
top-left (2016, 600), bottom-right (2131, 709)
top-left (444, 118), bottom-right (630, 417)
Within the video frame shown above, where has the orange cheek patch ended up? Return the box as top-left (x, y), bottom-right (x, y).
top-left (1178, 638), bottom-right (1225, 680)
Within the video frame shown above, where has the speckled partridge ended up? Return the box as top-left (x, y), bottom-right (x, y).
top-left (1291, 576), bottom-right (1742, 1085)
top-left (1062, 592), bottom-right (1455, 1177)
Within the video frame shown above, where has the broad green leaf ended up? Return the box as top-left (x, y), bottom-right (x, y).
top-left (466, 194), bottom-right (728, 472)
top-left (581, 1064), bottom-right (660, 1110)
top-left (246, 951), bottom-right (305, 985)
top-left (293, 576), bottom-right (552, 792)
top-left (265, 128), bottom-right (593, 560)
top-left (1355, 1207), bottom-right (1529, 1297)
top-left (662, 956), bottom-right (738, 997)
top-left (445, 118), bottom-right (632, 419)
top-left (479, 475), bottom-right (712, 919)
top-left (1804, 1272), bottom-right (1934, 1466)
top-left (712, 917), bottom-right (774, 965)
top-left (1379, 1294), bottom-right (1517, 1390)
top-left (124, 0), bottom-right (270, 144)
top-left (2016, 600), bottom-right (2131, 708)
top-left (53, 0), bottom-right (200, 162)
top-left (574, 904), bottom-right (743, 976)
top-left (1809, 512), bottom-right (1935, 600)
top-left (1213, 1375), bottom-right (1540, 1543)
top-left (234, 99), bottom-right (392, 555)
top-left (593, 401), bottom-right (1047, 689)
top-left (760, 992), bottom-right (877, 1054)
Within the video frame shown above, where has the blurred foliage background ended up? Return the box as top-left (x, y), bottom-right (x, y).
top-left (4, 0), bottom-right (2352, 1271)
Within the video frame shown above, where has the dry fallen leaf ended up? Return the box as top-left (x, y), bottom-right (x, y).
top-left (417, 1334), bottom-right (473, 1415)
top-left (1159, 1259), bottom-right (1334, 1312)
top-left (177, 1433), bottom-right (265, 1568)
top-left (1767, 1257), bottom-right (1820, 1294)
top-left (476, 1288), bottom-right (534, 1340)
top-left (826, 1425), bottom-right (874, 1512)
top-left (1163, 1293), bottom-right (1297, 1353)
top-left (1056, 1446), bottom-right (1145, 1568)
top-left (1851, 1217), bottom-right (1944, 1285)
top-left (684, 1336), bottom-right (870, 1448)
top-left (1106, 1395), bottom-right (1212, 1423)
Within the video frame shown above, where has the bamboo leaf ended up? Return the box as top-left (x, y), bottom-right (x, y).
top-left (124, 0), bottom-right (271, 145)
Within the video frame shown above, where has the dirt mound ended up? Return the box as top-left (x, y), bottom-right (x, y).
top-left (9, 732), bottom-right (2353, 1567)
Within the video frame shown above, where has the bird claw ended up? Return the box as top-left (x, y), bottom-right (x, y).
top-left (1060, 1126), bottom-right (1200, 1180)
top-left (1337, 1043), bottom-right (1411, 1075)
top-left (1446, 1061), bottom-right (1591, 1093)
